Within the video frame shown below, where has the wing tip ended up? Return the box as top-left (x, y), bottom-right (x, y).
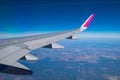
top-left (79, 13), bottom-right (95, 32)
top-left (82, 13), bottom-right (95, 28)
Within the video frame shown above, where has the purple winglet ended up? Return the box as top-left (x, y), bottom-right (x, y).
top-left (82, 13), bottom-right (95, 27)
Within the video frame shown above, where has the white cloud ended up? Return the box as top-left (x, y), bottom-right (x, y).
top-left (108, 76), bottom-right (120, 80)
top-left (79, 32), bottom-right (120, 38)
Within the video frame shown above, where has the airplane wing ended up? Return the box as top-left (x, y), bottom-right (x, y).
top-left (0, 14), bottom-right (94, 75)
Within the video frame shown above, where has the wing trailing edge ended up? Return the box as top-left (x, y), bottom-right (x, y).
top-left (0, 62), bottom-right (32, 75)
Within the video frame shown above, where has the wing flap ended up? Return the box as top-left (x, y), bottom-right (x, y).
top-left (67, 34), bottom-right (80, 39)
top-left (20, 54), bottom-right (38, 60)
top-left (0, 48), bottom-right (30, 65)
top-left (43, 43), bottom-right (64, 48)
top-left (0, 46), bottom-right (21, 59)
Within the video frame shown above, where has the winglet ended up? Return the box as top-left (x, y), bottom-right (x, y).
top-left (80, 13), bottom-right (95, 31)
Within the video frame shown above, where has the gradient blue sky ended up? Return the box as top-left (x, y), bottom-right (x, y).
top-left (0, 0), bottom-right (120, 38)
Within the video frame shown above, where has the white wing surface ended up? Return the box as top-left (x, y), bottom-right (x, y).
top-left (0, 14), bottom-right (94, 75)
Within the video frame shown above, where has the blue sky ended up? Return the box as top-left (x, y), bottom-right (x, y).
top-left (0, 0), bottom-right (120, 38)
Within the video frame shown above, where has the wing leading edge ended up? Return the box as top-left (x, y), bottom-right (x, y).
top-left (0, 13), bottom-right (95, 75)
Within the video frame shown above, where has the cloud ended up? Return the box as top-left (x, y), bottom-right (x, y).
top-left (107, 76), bottom-right (120, 80)
top-left (79, 32), bottom-right (120, 38)
top-left (0, 76), bottom-right (5, 80)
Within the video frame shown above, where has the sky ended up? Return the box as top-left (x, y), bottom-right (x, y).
top-left (0, 0), bottom-right (120, 38)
